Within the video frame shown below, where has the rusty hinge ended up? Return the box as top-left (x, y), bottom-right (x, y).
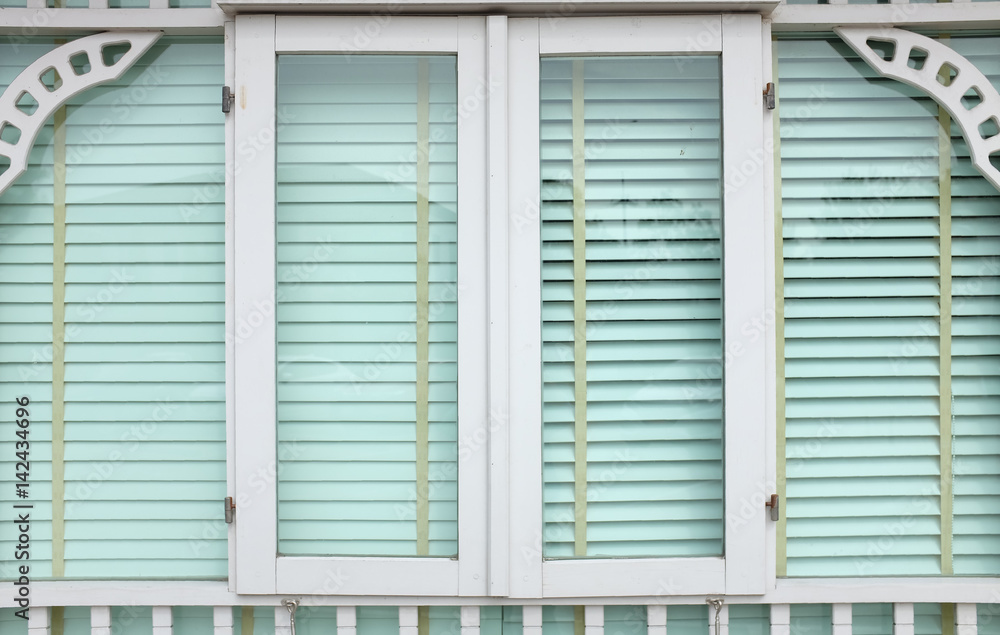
top-left (224, 496), bottom-right (236, 523)
top-left (763, 82), bottom-right (776, 110)
top-left (765, 494), bottom-right (780, 521)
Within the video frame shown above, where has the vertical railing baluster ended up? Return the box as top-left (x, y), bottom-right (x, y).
top-left (91, 606), bottom-right (112, 635)
top-left (585, 606), bottom-right (604, 635)
top-left (27, 606), bottom-right (51, 635)
top-left (894, 603), bottom-right (915, 635)
top-left (400, 606), bottom-right (420, 635)
top-left (339, 606), bottom-right (359, 635)
top-left (462, 606), bottom-right (481, 635)
top-left (523, 606), bottom-right (543, 635)
top-left (832, 604), bottom-right (852, 635)
top-left (213, 606), bottom-right (235, 635)
top-left (648, 606), bottom-right (667, 635)
top-left (956, 604), bottom-right (978, 635)
top-left (152, 606), bottom-right (173, 635)
top-left (771, 604), bottom-right (791, 635)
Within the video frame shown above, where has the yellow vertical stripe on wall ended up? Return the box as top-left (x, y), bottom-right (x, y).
top-left (772, 38), bottom-right (788, 578)
top-left (938, 96), bottom-right (954, 577)
top-left (571, 59), bottom-right (588, 558)
top-left (415, 58), bottom-right (431, 560)
top-left (51, 101), bottom-right (67, 581)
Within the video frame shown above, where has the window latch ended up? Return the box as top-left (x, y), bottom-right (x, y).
top-left (222, 86), bottom-right (235, 114)
top-left (765, 494), bottom-right (780, 521)
top-left (224, 496), bottom-right (236, 523)
top-left (763, 82), bottom-right (776, 110)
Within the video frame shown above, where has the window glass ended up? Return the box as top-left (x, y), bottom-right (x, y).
top-left (275, 55), bottom-right (459, 557)
top-left (539, 56), bottom-right (724, 558)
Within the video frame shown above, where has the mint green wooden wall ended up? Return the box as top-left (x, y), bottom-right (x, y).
top-left (0, 36), bottom-right (226, 579)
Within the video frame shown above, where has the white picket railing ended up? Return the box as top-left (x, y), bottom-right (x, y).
top-left (19, 603), bottom-right (987, 635)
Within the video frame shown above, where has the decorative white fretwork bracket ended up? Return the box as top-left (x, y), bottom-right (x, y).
top-left (0, 31), bottom-right (162, 197)
top-left (836, 26), bottom-right (1000, 193)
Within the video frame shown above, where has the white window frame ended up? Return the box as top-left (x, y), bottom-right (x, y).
top-left (505, 15), bottom-right (770, 598)
top-left (232, 14), bottom-right (491, 596)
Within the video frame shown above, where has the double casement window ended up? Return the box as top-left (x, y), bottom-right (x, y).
top-left (232, 14), bottom-right (769, 597)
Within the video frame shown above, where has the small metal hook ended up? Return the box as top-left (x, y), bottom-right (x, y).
top-left (707, 598), bottom-right (725, 635)
top-left (282, 599), bottom-right (300, 635)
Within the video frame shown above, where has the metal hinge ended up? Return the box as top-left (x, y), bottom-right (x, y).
top-left (224, 496), bottom-right (236, 523)
top-left (763, 82), bottom-right (776, 110)
top-left (222, 86), bottom-right (235, 114)
top-left (765, 494), bottom-right (780, 521)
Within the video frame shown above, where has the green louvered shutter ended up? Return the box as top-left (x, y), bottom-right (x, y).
top-left (275, 55), bottom-right (459, 557)
top-left (778, 35), bottom-right (1000, 577)
top-left (0, 36), bottom-right (227, 579)
top-left (540, 56), bottom-right (724, 558)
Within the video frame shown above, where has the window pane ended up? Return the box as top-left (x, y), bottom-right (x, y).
top-left (540, 56), bottom-right (724, 558)
top-left (276, 55), bottom-right (459, 557)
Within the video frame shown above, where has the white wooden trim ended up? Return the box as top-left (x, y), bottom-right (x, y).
top-left (769, 2), bottom-right (1000, 31)
top-left (28, 606), bottom-right (51, 635)
top-left (831, 604), bottom-right (852, 635)
top-left (274, 16), bottom-right (461, 52)
top-left (218, 0), bottom-right (780, 15)
top-left (486, 13), bottom-right (511, 600)
top-left (648, 606), bottom-right (667, 635)
top-left (152, 606), bottom-right (173, 635)
top-left (91, 606), bottom-right (112, 635)
top-left (8, 577), bottom-right (1000, 607)
top-left (232, 12), bottom-right (277, 595)
top-left (338, 606), bottom-right (358, 635)
top-left (760, 16), bottom-right (778, 597)
top-left (505, 15), bottom-right (543, 601)
top-left (88, 0), bottom-right (110, 9)
top-left (893, 603), bottom-right (915, 635)
top-left (0, 9), bottom-right (226, 32)
top-left (506, 13), bottom-right (765, 599)
top-left (276, 558), bottom-right (460, 596)
top-left (456, 14), bottom-right (491, 598)
top-left (721, 12), bottom-right (768, 597)
top-left (223, 16), bottom-right (239, 593)
top-left (544, 559), bottom-right (726, 598)
top-left (538, 16), bottom-right (722, 54)
top-left (213, 606), bottom-right (235, 635)
top-left (245, 14), bottom-right (490, 598)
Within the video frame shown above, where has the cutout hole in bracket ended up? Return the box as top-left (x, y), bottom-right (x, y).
top-left (0, 154), bottom-right (10, 178)
top-left (0, 122), bottom-right (21, 145)
top-left (936, 62), bottom-right (959, 87)
top-left (101, 42), bottom-right (132, 67)
top-left (907, 47), bottom-right (929, 71)
top-left (70, 52), bottom-right (92, 76)
top-left (866, 38), bottom-right (897, 62)
top-left (962, 87), bottom-right (984, 110)
top-left (40, 67), bottom-right (61, 92)
top-left (990, 150), bottom-right (1000, 172)
top-left (979, 116), bottom-right (1000, 141)
top-left (15, 92), bottom-right (38, 116)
